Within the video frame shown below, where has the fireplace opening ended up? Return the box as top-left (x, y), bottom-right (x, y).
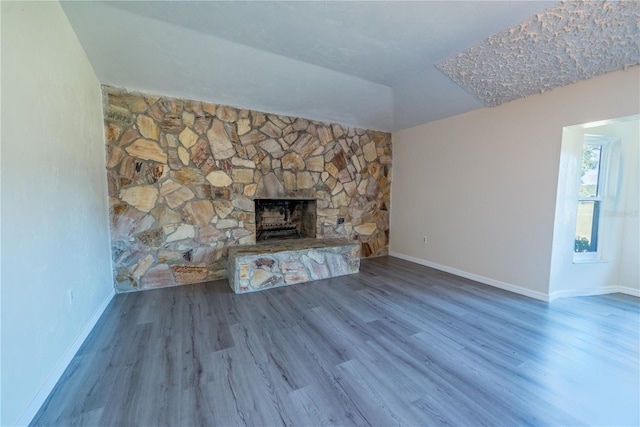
top-left (254, 199), bottom-right (317, 241)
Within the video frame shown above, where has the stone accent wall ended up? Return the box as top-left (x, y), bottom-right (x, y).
top-left (103, 86), bottom-right (391, 292)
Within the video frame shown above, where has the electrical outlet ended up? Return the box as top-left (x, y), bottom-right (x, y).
top-left (422, 236), bottom-right (428, 244)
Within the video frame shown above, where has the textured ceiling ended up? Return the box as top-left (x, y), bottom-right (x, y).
top-left (60, 1), bottom-right (637, 131)
top-left (437, 0), bottom-right (640, 107)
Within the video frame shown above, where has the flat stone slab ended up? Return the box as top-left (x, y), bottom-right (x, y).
top-left (228, 238), bottom-right (360, 294)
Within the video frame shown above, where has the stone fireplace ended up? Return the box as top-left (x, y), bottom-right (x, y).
top-left (102, 86), bottom-right (392, 292)
top-left (254, 199), bottom-right (316, 241)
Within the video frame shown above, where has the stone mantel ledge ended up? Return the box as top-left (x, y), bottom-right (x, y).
top-left (228, 238), bottom-right (360, 294)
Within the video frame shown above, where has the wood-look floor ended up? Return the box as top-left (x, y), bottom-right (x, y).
top-left (32, 256), bottom-right (640, 426)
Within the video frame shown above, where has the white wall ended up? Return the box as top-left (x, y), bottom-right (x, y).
top-left (390, 67), bottom-right (640, 300)
top-left (550, 118), bottom-right (639, 299)
top-left (1, 2), bottom-right (114, 425)
top-left (618, 121), bottom-right (640, 291)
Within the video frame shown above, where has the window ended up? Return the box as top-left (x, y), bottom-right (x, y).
top-left (574, 135), bottom-right (610, 261)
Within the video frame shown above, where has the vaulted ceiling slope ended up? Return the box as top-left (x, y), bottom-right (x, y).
top-left (61, 1), bottom-right (637, 132)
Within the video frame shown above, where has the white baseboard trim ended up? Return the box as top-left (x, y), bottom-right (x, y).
top-left (16, 289), bottom-right (115, 426)
top-left (549, 286), bottom-right (640, 301)
top-left (619, 287), bottom-right (640, 297)
top-left (389, 252), bottom-right (550, 302)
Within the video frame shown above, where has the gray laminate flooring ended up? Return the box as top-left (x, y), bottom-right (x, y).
top-left (32, 256), bottom-right (640, 426)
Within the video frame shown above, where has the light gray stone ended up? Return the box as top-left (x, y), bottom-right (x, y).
top-left (206, 170), bottom-right (232, 187)
top-left (231, 168), bottom-right (254, 183)
top-left (126, 139), bottom-right (167, 164)
top-left (259, 138), bottom-right (284, 156)
top-left (217, 219), bottom-right (239, 229)
top-left (279, 261), bottom-right (309, 285)
top-left (164, 186), bottom-right (195, 209)
top-left (164, 223), bottom-right (195, 242)
top-left (199, 225), bottom-right (226, 243)
top-left (232, 195), bottom-right (254, 212)
top-left (306, 156), bottom-right (324, 172)
top-left (120, 185), bottom-right (158, 213)
top-left (232, 157), bottom-right (256, 169)
top-left (179, 127), bottom-right (199, 149)
top-left (256, 172), bottom-right (284, 198)
top-left (140, 264), bottom-right (174, 289)
top-left (213, 199), bottom-right (234, 218)
top-left (208, 119), bottom-right (236, 159)
top-left (250, 269), bottom-right (282, 289)
top-left (302, 254), bottom-right (330, 281)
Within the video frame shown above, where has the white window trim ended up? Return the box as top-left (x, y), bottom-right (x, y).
top-left (572, 135), bottom-right (615, 263)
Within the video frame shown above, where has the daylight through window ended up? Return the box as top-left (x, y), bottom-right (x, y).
top-left (574, 138), bottom-right (604, 254)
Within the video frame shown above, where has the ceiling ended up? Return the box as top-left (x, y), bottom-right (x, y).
top-left (61, 0), bottom-right (631, 132)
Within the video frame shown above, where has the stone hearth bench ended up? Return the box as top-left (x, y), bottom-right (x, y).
top-left (228, 238), bottom-right (360, 294)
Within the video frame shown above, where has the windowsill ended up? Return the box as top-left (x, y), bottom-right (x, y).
top-left (572, 256), bottom-right (609, 265)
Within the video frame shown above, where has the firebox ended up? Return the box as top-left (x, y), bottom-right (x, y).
top-left (254, 199), bottom-right (317, 241)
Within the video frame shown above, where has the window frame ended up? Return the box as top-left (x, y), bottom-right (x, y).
top-left (573, 135), bottom-right (611, 263)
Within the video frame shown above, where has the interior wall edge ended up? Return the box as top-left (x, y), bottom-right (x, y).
top-left (548, 286), bottom-right (640, 302)
top-left (388, 251), bottom-right (550, 302)
top-left (389, 252), bottom-right (640, 303)
top-left (16, 290), bottom-right (115, 427)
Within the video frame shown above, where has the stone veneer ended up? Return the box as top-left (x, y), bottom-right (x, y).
top-left (103, 86), bottom-right (391, 292)
top-left (228, 238), bottom-right (360, 294)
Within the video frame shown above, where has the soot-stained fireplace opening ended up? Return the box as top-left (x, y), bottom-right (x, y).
top-left (254, 199), bottom-right (317, 241)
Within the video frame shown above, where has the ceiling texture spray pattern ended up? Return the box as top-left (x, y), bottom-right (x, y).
top-left (437, 0), bottom-right (640, 107)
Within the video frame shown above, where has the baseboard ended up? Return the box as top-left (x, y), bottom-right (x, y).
top-left (549, 286), bottom-right (640, 301)
top-left (619, 287), bottom-right (640, 297)
top-left (389, 252), bottom-right (550, 302)
top-left (16, 289), bottom-right (115, 426)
